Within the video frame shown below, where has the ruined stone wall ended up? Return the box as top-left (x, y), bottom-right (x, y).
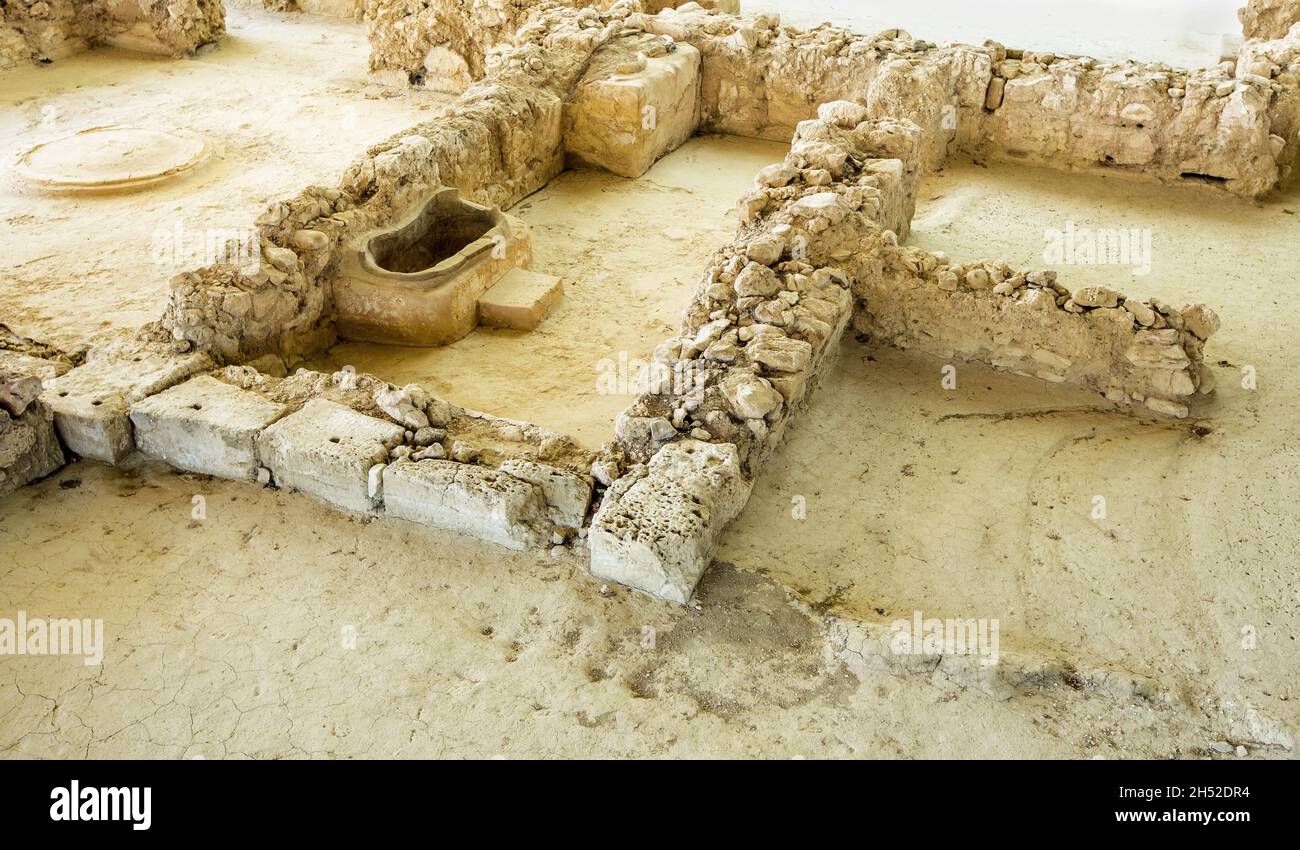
top-left (1238, 23), bottom-right (1300, 185)
top-left (1241, 0), bottom-right (1300, 40)
top-left (0, 0), bottom-right (93, 69)
top-left (640, 5), bottom-right (1293, 198)
top-left (97, 0), bottom-right (227, 56)
top-left (364, 0), bottom-right (733, 89)
top-left (366, 0), bottom-right (604, 90)
top-left (0, 0), bottom-right (225, 69)
top-left (851, 249), bottom-right (1217, 419)
top-left (975, 50), bottom-right (1285, 196)
top-left (590, 106), bottom-right (927, 601)
top-left (159, 2), bottom-right (621, 363)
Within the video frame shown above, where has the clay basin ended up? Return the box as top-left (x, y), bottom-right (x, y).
top-left (334, 188), bottom-right (531, 346)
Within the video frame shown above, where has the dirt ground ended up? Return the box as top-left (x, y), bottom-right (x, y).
top-left (1, 9), bottom-right (1297, 759)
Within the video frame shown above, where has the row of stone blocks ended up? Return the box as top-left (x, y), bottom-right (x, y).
top-left (38, 352), bottom-right (588, 551)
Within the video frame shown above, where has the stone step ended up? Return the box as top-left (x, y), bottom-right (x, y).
top-left (477, 268), bottom-right (564, 331)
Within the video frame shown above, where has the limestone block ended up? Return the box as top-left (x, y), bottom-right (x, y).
top-left (1240, 0), bottom-right (1300, 40)
top-left (41, 346), bottom-right (214, 464)
top-left (564, 43), bottom-right (702, 178)
top-left (477, 269), bottom-right (564, 331)
top-left (382, 460), bottom-right (550, 550)
top-left (0, 403), bottom-right (64, 494)
top-left (255, 399), bottom-right (404, 513)
top-left (498, 459), bottom-right (593, 528)
top-left (129, 376), bottom-right (290, 480)
top-left (589, 440), bottom-right (752, 603)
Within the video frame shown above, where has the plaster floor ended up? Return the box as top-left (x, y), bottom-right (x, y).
top-left (0, 8), bottom-right (450, 350)
top-left (314, 134), bottom-right (791, 450)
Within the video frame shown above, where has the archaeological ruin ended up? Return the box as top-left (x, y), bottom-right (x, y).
top-left (1, 0), bottom-right (1297, 762)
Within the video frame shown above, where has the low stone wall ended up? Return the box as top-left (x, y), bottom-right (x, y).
top-left (97, 0), bottom-right (227, 56)
top-left (1, 0), bottom-right (226, 69)
top-left (1241, 0), bottom-right (1300, 41)
top-left (1239, 23), bottom-right (1300, 186)
top-left (366, 0), bottom-right (601, 90)
top-left (590, 107), bottom-right (926, 602)
top-left (1, 0), bottom-right (93, 69)
top-left (641, 5), bottom-right (1294, 198)
top-left (364, 0), bottom-right (733, 89)
top-left (14, 329), bottom-right (595, 550)
top-left (974, 52), bottom-right (1285, 196)
top-left (851, 248), bottom-right (1217, 419)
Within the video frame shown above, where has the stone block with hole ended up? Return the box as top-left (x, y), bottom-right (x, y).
top-left (382, 459), bottom-right (550, 550)
top-left (564, 41), bottom-right (701, 178)
top-left (588, 439), bottom-right (751, 603)
top-left (477, 269), bottom-right (564, 331)
top-left (129, 375), bottom-right (291, 480)
top-left (255, 399), bottom-right (404, 513)
top-left (41, 345), bottom-right (214, 464)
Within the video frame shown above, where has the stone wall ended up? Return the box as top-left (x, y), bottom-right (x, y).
top-left (366, 0), bottom-right (603, 90)
top-left (1, 0), bottom-right (92, 69)
top-left (0, 0), bottom-right (226, 69)
top-left (851, 249), bottom-right (1217, 419)
top-left (591, 106), bottom-right (927, 601)
top-left (24, 335), bottom-right (594, 550)
top-left (640, 5), bottom-right (1294, 198)
top-left (1238, 22), bottom-right (1300, 185)
top-left (1241, 0), bottom-right (1300, 40)
top-left (364, 0), bottom-right (734, 90)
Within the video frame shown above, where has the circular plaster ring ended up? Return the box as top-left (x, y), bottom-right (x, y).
top-left (10, 125), bottom-right (209, 195)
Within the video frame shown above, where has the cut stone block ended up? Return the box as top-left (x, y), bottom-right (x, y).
top-left (589, 439), bottom-right (751, 603)
top-left (255, 399), bottom-right (404, 513)
top-left (564, 42), bottom-right (701, 178)
top-left (382, 459), bottom-right (549, 550)
top-left (129, 376), bottom-right (290, 480)
top-left (498, 459), bottom-right (592, 528)
top-left (41, 345), bottom-right (213, 464)
top-left (477, 268), bottom-right (564, 331)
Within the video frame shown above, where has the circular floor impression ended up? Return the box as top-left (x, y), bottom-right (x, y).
top-left (11, 125), bottom-right (209, 194)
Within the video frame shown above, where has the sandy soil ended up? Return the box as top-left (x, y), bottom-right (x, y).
top-left (0, 459), bottom-right (1232, 759)
top-left (313, 135), bottom-right (790, 449)
top-left (0, 8), bottom-right (449, 349)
